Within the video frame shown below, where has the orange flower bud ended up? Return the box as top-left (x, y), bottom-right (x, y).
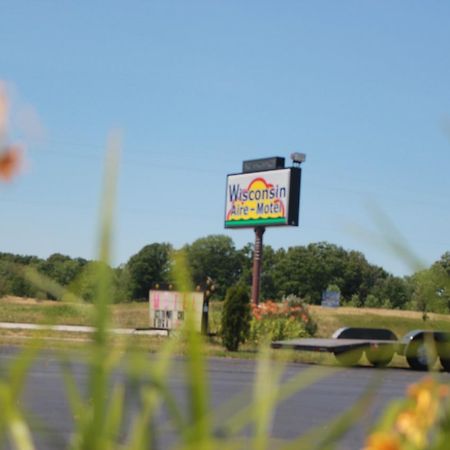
top-left (0, 145), bottom-right (23, 181)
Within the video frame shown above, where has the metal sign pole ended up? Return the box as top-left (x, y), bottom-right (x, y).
top-left (251, 226), bottom-right (265, 305)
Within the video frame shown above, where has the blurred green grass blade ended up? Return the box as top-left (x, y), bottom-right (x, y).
top-left (93, 131), bottom-right (121, 345)
top-left (8, 345), bottom-right (40, 400)
top-left (23, 266), bottom-right (83, 305)
top-left (124, 333), bottom-right (190, 448)
top-left (252, 345), bottom-right (284, 450)
top-left (0, 383), bottom-right (11, 443)
top-left (72, 133), bottom-right (121, 450)
top-left (7, 414), bottom-right (35, 450)
top-left (368, 399), bottom-right (407, 433)
top-left (97, 130), bottom-right (120, 266)
top-left (92, 263), bottom-right (113, 346)
top-left (349, 201), bottom-right (425, 273)
top-left (125, 338), bottom-right (187, 450)
top-left (170, 250), bottom-right (192, 295)
top-left (126, 333), bottom-right (186, 436)
top-left (368, 203), bottom-right (425, 272)
top-left (85, 349), bottom-right (108, 449)
top-left (103, 383), bottom-right (125, 444)
top-left (126, 386), bottom-right (160, 450)
top-left (170, 250), bottom-right (211, 447)
top-left (60, 358), bottom-right (87, 436)
top-left (84, 346), bottom-right (123, 450)
top-left (183, 324), bottom-right (210, 448)
top-left (0, 345), bottom-right (40, 449)
top-left (0, 384), bottom-right (35, 450)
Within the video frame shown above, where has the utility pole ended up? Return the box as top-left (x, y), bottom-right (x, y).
top-left (251, 226), bottom-right (265, 305)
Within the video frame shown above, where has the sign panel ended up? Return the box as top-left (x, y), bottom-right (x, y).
top-left (149, 290), bottom-right (204, 331)
top-left (321, 291), bottom-right (341, 308)
top-left (225, 168), bottom-right (301, 228)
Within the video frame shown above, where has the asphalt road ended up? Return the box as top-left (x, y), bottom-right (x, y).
top-left (1, 347), bottom-right (448, 450)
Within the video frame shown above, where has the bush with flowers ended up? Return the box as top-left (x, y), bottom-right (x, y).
top-left (249, 298), bottom-right (317, 344)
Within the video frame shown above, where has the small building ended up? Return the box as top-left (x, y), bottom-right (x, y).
top-left (149, 289), bottom-right (205, 332)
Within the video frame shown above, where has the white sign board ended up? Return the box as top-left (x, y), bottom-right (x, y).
top-left (321, 291), bottom-right (340, 308)
top-left (225, 168), bottom-right (301, 228)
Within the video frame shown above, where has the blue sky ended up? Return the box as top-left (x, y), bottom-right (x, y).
top-left (1, 1), bottom-right (449, 276)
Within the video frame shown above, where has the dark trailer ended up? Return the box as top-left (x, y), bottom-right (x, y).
top-left (271, 327), bottom-right (450, 372)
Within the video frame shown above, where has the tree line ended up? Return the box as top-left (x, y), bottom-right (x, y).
top-left (1, 235), bottom-right (449, 313)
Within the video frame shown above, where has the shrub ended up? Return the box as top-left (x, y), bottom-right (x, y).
top-left (221, 284), bottom-right (251, 351)
top-left (365, 294), bottom-right (381, 308)
top-left (345, 293), bottom-right (362, 307)
top-left (249, 299), bottom-right (317, 344)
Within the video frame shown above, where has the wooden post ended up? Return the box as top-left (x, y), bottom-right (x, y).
top-left (251, 226), bottom-right (265, 305)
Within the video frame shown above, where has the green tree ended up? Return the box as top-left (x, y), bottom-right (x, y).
top-left (365, 294), bottom-right (381, 308)
top-left (237, 243), bottom-right (283, 300)
top-left (260, 245), bottom-right (284, 300)
top-left (340, 251), bottom-right (378, 301)
top-left (369, 275), bottom-right (410, 309)
top-left (434, 251), bottom-right (450, 275)
top-left (0, 252), bottom-right (41, 266)
top-left (0, 253), bottom-right (44, 298)
top-left (270, 245), bottom-right (310, 300)
top-left (221, 284), bottom-right (251, 351)
top-left (264, 242), bottom-right (391, 304)
top-left (347, 293), bottom-right (362, 307)
top-left (409, 265), bottom-right (450, 314)
top-left (125, 243), bottom-right (172, 301)
top-left (36, 254), bottom-right (88, 300)
top-left (185, 235), bottom-right (241, 299)
top-left (273, 243), bottom-right (348, 303)
top-left (37, 253), bottom-right (88, 296)
top-left (236, 242), bottom-right (253, 286)
top-left (0, 260), bottom-right (40, 298)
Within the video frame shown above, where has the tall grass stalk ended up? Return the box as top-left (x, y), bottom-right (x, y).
top-left (171, 249), bottom-right (211, 448)
top-left (0, 345), bottom-right (39, 450)
top-left (251, 345), bottom-right (283, 450)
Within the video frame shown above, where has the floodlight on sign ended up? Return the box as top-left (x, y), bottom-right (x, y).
top-left (290, 152), bottom-right (306, 164)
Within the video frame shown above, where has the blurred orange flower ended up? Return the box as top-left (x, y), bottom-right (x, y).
top-left (363, 432), bottom-right (400, 450)
top-left (0, 145), bottom-right (23, 181)
top-left (0, 81), bottom-right (25, 182)
top-left (364, 376), bottom-right (450, 450)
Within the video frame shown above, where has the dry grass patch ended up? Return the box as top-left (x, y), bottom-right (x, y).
top-left (111, 302), bottom-right (150, 328)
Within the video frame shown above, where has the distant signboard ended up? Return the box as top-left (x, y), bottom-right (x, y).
top-left (321, 291), bottom-right (341, 308)
top-left (149, 290), bottom-right (204, 331)
top-left (225, 168), bottom-right (301, 228)
top-left (242, 157), bottom-right (285, 173)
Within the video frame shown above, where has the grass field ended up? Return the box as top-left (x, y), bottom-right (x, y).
top-left (308, 304), bottom-right (450, 338)
top-left (1, 296), bottom-right (450, 368)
